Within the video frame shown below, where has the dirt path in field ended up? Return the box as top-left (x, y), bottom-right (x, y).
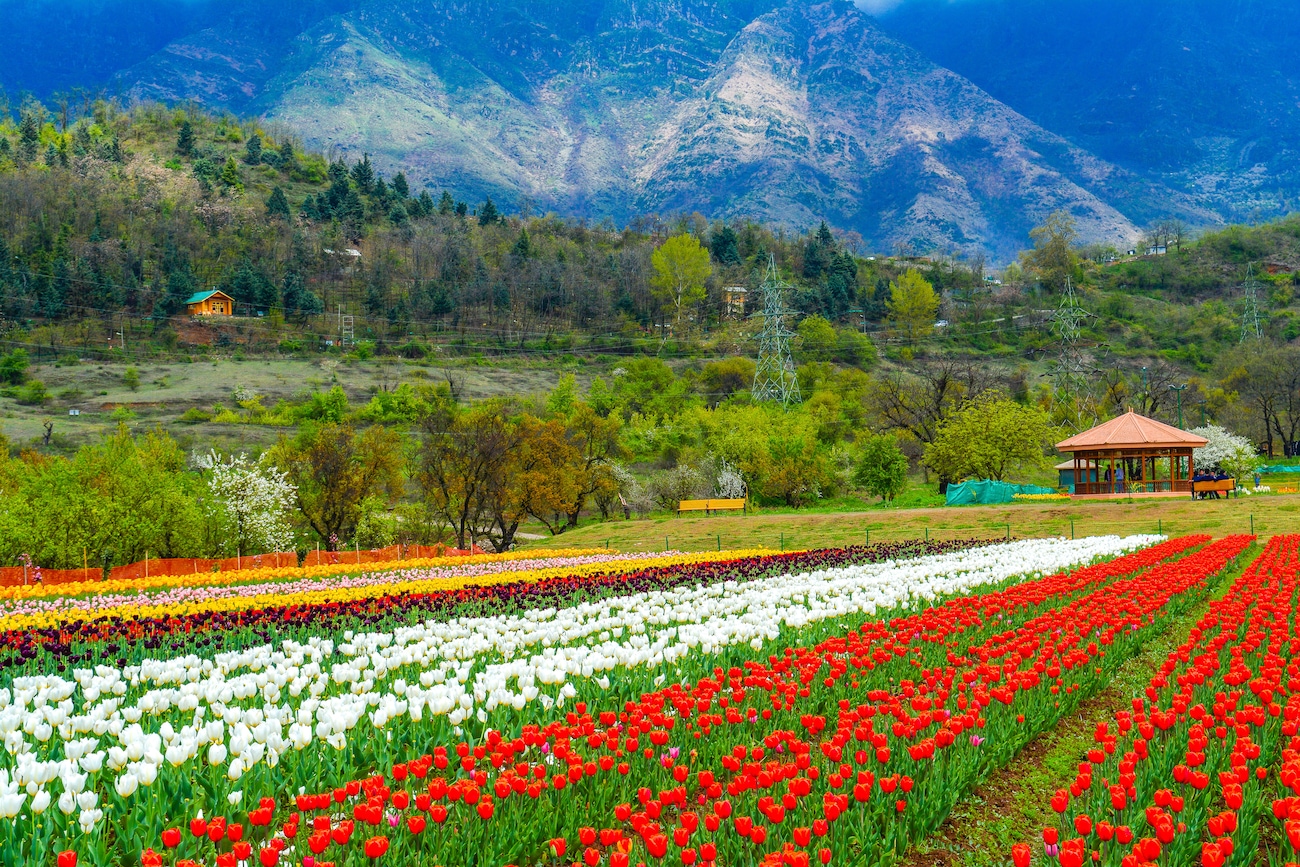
top-left (899, 551), bottom-right (1250, 867)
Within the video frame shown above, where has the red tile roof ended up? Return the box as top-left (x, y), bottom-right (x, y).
top-left (1056, 411), bottom-right (1208, 451)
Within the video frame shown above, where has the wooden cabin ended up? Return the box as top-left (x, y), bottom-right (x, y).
top-left (186, 290), bottom-right (236, 316)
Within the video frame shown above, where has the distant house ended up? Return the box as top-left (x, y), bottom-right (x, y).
top-left (186, 290), bottom-right (236, 316)
top-left (722, 286), bottom-right (748, 318)
top-left (1146, 244), bottom-right (1167, 256)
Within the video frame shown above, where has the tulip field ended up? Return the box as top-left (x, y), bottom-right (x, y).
top-left (7, 533), bottom-right (1300, 867)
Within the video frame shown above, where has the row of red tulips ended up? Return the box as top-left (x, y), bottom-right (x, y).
top-left (1019, 534), bottom-right (1299, 867)
top-left (110, 536), bottom-right (1254, 867)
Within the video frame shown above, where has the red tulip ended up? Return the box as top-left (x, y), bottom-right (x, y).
top-left (1011, 843), bottom-right (1031, 867)
top-left (647, 834), bottom-right (669, 859)
top-left (407, 815), bottom-right (427, 835)
top-left (161, 828), bottom-right (181, 848)
top-left (189, 818), bottom-right (208, 838)
top-left (309, 831), bottom-right (330, 855)
top-left (364, 836), bottom-right (389, 859)
top-left (258, 848), bottom-right (278, 867)
top-left (141, 850), bottom-right (163, 867)
top-left (57, 853), bottom-right (77, 867)
top-left (550, 839), bottom-right (567, 858)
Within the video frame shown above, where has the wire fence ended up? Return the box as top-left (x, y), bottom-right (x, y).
top-left (578, 512), bottom-right (1289, 554)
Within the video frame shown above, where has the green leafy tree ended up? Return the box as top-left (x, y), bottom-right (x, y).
top-left (1024, 210), bottom-right (1079, 292)
top-left (122, 366), bottom-right (140, 391)
top-left (796, 315), bottom-right (838, 362)
top-left (852, 434), bottom-right (909, 502)
top-left (0, 349), bottom-right (29, 385)
top-left (885, 269), bottom-right (940, 341)
top-left (650, 233), bottom-right (713, 332)
top-left (176, 120), bottom-right (194, 156)
top-left (923, 390), bottom-right (1053, 482)
top-left (272, 423), bottom-right (404, 548)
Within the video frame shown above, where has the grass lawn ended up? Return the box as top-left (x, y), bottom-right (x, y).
top-left (521, 493), bottom-right (1300, 553)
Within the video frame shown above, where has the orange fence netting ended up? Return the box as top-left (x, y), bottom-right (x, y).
top-left (0, 543), bottom-right (486, 588)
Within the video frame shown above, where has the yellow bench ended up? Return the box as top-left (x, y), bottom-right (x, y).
top-left (1191, 478), bottom-right (1236, 499)
top-left (677, 498), bottom-right (748, 515)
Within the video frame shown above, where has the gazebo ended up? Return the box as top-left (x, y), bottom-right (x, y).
top-left (1056, 411), bottom-right (1208, 497)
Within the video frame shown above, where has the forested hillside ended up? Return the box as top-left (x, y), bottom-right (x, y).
top-left (0, 99), bottom-right (1297, 458)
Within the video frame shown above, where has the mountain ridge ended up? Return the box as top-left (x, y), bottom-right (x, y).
top-left (0, 0), bottom-right (1238, 257)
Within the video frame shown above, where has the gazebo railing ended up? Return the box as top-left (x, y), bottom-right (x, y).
top-left (1075, 479), bottom-right (1191, 495)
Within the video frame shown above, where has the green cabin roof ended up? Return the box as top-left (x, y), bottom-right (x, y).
top-left (184, 290), bottom-right (231, 305)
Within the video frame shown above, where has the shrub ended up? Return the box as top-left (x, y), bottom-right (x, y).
top-left (15, 379), bottom-right (49, 405)
top-left (179, 408), bottom-right (214, 424)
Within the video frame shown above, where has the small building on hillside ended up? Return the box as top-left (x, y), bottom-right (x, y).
top-left (186, 290), bottom-right (236, 316)
top-left (722, 287), bottom-right (748, 318)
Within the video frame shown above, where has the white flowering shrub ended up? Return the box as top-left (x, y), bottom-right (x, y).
top-left (193, 449), bottom-right (297, 553)
top-left (1190, 425), bottom-right (1263, 479)
top-left (713, 456), bottom-right (748, 499)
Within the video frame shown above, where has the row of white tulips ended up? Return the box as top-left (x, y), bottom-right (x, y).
top-left (0, 535), bottom-right (1159, 832)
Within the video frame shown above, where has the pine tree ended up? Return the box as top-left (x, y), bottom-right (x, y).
top-left (266, 186), bottom-right (291, 220)
top-left (710, 225), bottom-right (741, 266)
top-left (244, 133), bottom-right (263, 165)
top-left (478, 196), bottom-right (500, 226)
top-left (218, 156), bottom-right (243, 190)
top-left (431, 284), bottom-right (454, 317)
top-left (282, 271), bottom-right (323, 319)
top-left (438, 191), bottom-right (454, 215)
top-left (17, 111), bottom-right (40, 164)
top-left (418, 191), bottom-right (436, 217)
top-left (176, 120), bottom-right (194, 156)
top-left (328, 159), bottom-right (349, 185)
top-left (455, 201), bottom-right (468, 218)
top-left (279, 139), bottom-right (296, 165)
top-left (350, 154), bottom-right (375, 195)
top-left (511, 227), bottom-right (532, 259)
top-left (391, 172), bottom-right (410, 199)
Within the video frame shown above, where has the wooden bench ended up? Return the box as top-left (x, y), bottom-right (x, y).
top-left (1191, 478), bottom-right (1236, 499)
top-left (677, 498), bottom-right (747, 515)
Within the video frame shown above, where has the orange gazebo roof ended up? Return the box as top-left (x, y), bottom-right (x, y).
top-left (1056, 412), bottom-right (1208, 452)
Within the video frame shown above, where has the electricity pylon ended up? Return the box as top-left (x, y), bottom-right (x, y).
top-left (751, 255), bottom-right (801, 406)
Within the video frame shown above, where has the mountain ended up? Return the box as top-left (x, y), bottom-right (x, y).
top-left (871, 0), bottom-right (1300, 224)
top-left (100, 0), bottom-right (1210, 259)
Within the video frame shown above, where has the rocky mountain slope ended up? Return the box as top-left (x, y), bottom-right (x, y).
top-left (874, 0), bottom-right (1300, 223)
top-left (109, 0), bottom-right (1209, 258)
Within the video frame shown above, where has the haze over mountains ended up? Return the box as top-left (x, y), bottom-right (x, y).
top-left (3, 0), bottom-right (1294, 258)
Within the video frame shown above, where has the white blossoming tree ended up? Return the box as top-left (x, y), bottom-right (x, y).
top-left (1190, 425), bottom-right (1263, 480)
top-left (193, 449), bottom-right (297, 554)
